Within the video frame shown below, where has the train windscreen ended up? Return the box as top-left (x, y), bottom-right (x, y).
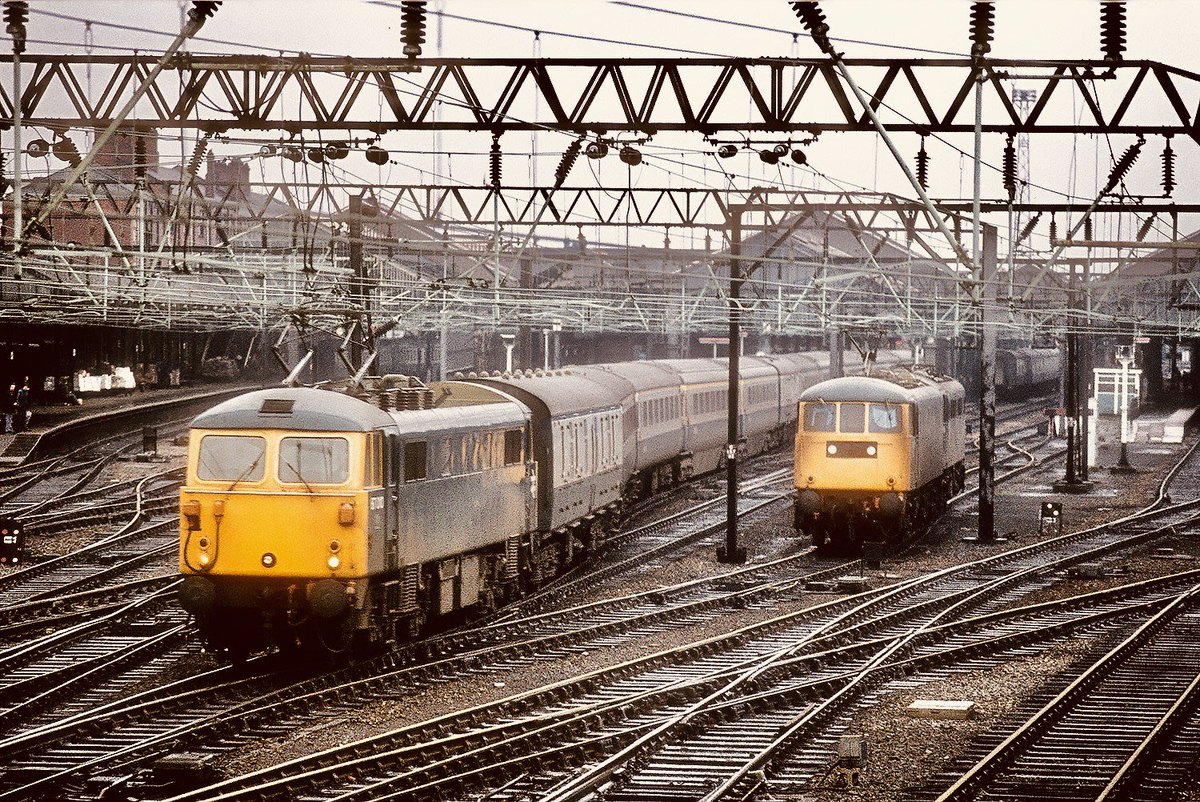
top-left (868, 404), bottom-right (902, 433)
top-left (197, 435), bottom-right (266, 482)
top-left (803, 403), bottom-right (836, 432)
top-left (279, 437), bottom-right (350, 484)
top-left (839, 403), bottom-right (866, 433)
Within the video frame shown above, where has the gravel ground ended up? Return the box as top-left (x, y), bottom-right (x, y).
top-left (807, 636), bottom-right (1104, 801)
top-left (189, 431), bottom-right (1200, 796)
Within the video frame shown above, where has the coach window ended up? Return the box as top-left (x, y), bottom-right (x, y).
top-left (197, 434), bottom-right (265, 483)
top-left (504, 429), bottom-right (523, 465)
top-left (803, 403), bottom-right (836, 432)
top-left (279, 437), bottom-right (350, 485)
top-left (839, 402), bottom-right (866, 433)
top-left (404, 441), bottom-right (427, 481)
top-left (869, 404), bottom-right (901, 433)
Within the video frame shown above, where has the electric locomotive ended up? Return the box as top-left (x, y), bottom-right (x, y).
top-left (792, 366), bottom-right (966, 552)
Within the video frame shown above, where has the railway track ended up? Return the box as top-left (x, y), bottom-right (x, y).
top-left (0, 457), bottom-right (828, 800)
top-left (925, 584), bottom-right (1200, 802)
top-left (138, 435), bottom-right (1200, 801)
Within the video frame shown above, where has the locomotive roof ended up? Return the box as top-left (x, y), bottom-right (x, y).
top-left (800, 370), bottom-right (959, 403)
top-left (192, 387), bottom-right (398, 432)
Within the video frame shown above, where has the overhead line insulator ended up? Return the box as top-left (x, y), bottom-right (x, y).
top-left (1015, 212), bottom-right (1041, 248)
top-left (1161, 137), bottom-right (1175, 196)
top-left (1136, 213), bottom-right (1156, 242)
top-left (134, 132), bottom-right (147, 183)
top-left (1084, 216), bottom-right (1093, 242)
top-left (51, 135), bottom-right (82, 168)
top-left (790, 2), bottom-right (833, 56)
top-left (1102, 136), bottom-right (1144, 195)
top-left (1049, 212), bottom-right (1057, 243)
top-left (1002, 134), bottom-right (1016, 201)
top-left (401, 1), bottom-right (427, 59)
top-left (915, 137), bottom-right (930, 191)
top-left (186, 136), bottom-right (209, 178)
top-left (3, 1), bottom-right (28, 55)
top-left (189, 1), bottom-right (221, 22)
top-left (489, 133), bottom-right (502, 188)
top-left (554, 139), bottom-right (583, 189)
top-left (1100, 0), bottom-right (1127, 63)
top-left (969, 2), bottom-right (995, 63)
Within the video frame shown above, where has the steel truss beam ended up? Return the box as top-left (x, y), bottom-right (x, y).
top-left (43, 181), bottom-right (1198, 233)
top-left (3, 56), bottom-right (1200, 137)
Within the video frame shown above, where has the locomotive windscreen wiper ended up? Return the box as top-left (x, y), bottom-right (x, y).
top-left (225, 453), bottom-right (263, 491)
top-left (282, 459), bottom-right (315, 494)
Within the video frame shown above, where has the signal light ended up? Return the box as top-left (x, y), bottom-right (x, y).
top-left (324, 141), bottom-right (349, 160)
top-left (307, 147), bottom-right (325, 164)
top-left (790, 148), bottom-right (807, 166)
top-left (585, 141), bottom-right (609, 159)
top-left (716, 144), bottom-right (738, 159)
top-left (618, 145), bottom-right (642, 166)
top-left (282, 145), bottom-right (303, 162)
top-left (25, 139), bottom-right (48, 158)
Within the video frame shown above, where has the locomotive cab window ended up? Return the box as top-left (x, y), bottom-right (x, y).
top-left (404, 441), bottom-right (428, 481)
top-left (197, 434), bottom-right (266, 483)
top-left (868, 404), bottom-right (901, 433)
top-left (803, 403), bottom-right (836, 432)
top-left (839, 402), bottom-right (866, 433)
top-left (278, 437), bottom-right (350, 485)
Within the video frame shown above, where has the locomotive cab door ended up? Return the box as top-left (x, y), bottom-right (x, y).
top-left (386, 432), bottom-right (401, 572)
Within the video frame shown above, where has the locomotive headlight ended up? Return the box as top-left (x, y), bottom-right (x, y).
top-left (338, 502), bottom-right (355, 526)
top-left (827, 444), bottom-right (838, 455)
top-left (262, 552), bottom-right (276, 568)
top-left (199, 553), bottom-right (210, 567)
top-left (327, 555), bottom-right (341, 570)
top-left (866, 445), bottom-right (877, 456)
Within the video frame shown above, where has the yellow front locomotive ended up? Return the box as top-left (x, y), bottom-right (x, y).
top-left (178, 389), bottom-right (390, 655)
top-left (793, 367), bottom-right (965, 552)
